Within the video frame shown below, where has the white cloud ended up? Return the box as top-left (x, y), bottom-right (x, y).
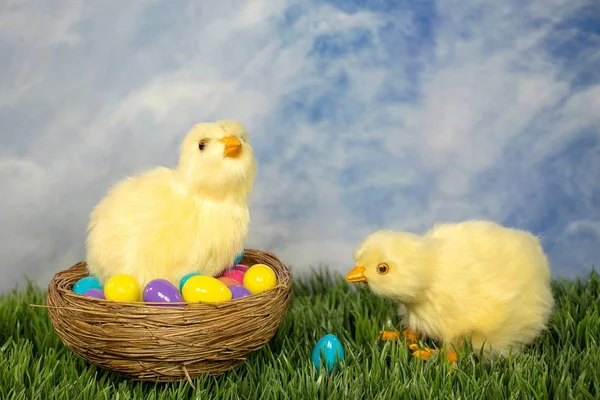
top-left (1, 0), bottom-right (599, 292)
top-left (0, 0), bottom-right (83, 46)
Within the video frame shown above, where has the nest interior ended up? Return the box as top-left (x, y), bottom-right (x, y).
top-left (45, 249), bottom-right (293, 383)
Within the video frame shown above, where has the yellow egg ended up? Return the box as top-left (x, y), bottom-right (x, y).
top-left (243, 264), bottom-right (277, 294)
top-left (182, 275), bottom-right (232, 303)
top-left (104, 274), bottom-right (141, 302)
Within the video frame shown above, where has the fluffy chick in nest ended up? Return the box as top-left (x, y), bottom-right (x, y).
top-left (346, 220), bottom-right (555, 363)
top-left (86, 120), bottom-right (256, 290)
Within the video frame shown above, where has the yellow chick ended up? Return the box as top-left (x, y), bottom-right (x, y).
top-left (85, 120), bottom-right (256, 290)
top-left (345, 220), bottom-right (555, 363)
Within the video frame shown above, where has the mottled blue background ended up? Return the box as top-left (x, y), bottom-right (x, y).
top-left (1, 0), bottom-right (599, 291)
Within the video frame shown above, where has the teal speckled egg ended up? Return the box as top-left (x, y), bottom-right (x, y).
top-left (311, 334), bottom-right (344, 374)
top-left (72, 276), bottom-right (102, 295)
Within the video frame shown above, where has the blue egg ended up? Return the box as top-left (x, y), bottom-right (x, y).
top-left (311, 334), bottom-right (344, 374)
top-left (179, 272), bottom-right (203, 292)
top-left (72, 276), bottom-right (102, 295)
top-left (233, 251), bottom-right (244, 267)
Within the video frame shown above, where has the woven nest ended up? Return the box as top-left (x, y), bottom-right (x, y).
top-left (44, 249), bottom-right (292, 385)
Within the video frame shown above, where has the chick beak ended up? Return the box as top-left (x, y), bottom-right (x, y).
top-left (345, 266), bottom-right (367, 283)
top-left (219, 136), bottom-right (242, 158)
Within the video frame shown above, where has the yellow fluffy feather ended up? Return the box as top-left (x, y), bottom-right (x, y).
top-left (346, 220), bottom-right (555, 361)
top-left (85, 120), bottom-right (256, 290)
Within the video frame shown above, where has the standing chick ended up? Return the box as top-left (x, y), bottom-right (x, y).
top-left (86, 120), bottom-right (256, 290)
top-left (345, 220), bottom-right (555, 362)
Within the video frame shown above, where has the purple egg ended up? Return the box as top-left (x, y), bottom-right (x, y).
top-left (84, 288), bottom-right (105, 300)
top-left (229, 285), bottom-right (251, 299)
top-left (143, 279), bottom-right (184, 306)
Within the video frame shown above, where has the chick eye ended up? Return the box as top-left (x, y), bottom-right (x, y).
top-left (199, 140), bottom-right (208, 151)
top-left (377, 263), bottom-right (389, 275)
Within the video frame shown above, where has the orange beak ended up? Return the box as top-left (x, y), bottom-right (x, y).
top-left (219, 136), bottom-right (242, 158)
top-left (345, 266), bottom-right (366, 283)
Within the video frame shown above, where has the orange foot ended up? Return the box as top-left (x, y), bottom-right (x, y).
top-left (402, 328), bottom-right (421, 344)
top-left (411, 347), bottom-right (435, 360)
top-left (379, 330), bottom-right (400, 341)
top-left (410, 344), bottom-right (459, 371)
top-left (446, 349), bottom-right (458, 363)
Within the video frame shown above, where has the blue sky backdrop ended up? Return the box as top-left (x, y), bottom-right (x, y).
top-left (1, 0), bottom-right (599, 292)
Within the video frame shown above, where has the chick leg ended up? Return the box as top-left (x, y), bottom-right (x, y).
top-left (403, 328), bottom-right (421, 344)
top-left (380, 304), bottom-right (420, 342)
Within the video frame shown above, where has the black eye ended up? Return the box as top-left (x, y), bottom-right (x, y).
top-left (199, 140), bottom-right (207, 151)
top-left (377, 263), bottom-right (389, 275)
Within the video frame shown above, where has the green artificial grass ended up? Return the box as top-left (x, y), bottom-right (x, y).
top-left (1, 268), bottom-right (599, 400)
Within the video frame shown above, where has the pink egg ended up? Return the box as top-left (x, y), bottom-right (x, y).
top-left (221, 269), bottom-right (245, 284)
top-left (233, 264), bottom-right (250, 272)
top-left (217, 277), bottom-right (239, 287)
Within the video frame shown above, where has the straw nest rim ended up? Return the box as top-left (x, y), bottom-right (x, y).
top-left (43, 249), bottom-right (292, 385)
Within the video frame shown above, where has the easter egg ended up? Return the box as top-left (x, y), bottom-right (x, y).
top-left (179, 272), bottom-right (203, 292)
top-left (311, 334), bottom-right (344, 374)
top-left (233, 251), bottom-right (244, 266)
top-left (221, 269), bottom-right (245, 284)
top-left (217, 277), bottom-right (239, 287)
top-left (233, 264), bottom-right (250, 272)
top-left (104, 274), bottom-right (141, 302)
top-left (182, 275), bottom-right (232, 303)
top-left (243, 264), bottom-right (277, 294)
top-left (143, 279), bottom-right (184, 305)
top-left (72, 276), bottom-right (102, 295)
top-left (83, 288), bottom-right (105, 299)
top-left (229, 285), bottom-right (251, 299)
